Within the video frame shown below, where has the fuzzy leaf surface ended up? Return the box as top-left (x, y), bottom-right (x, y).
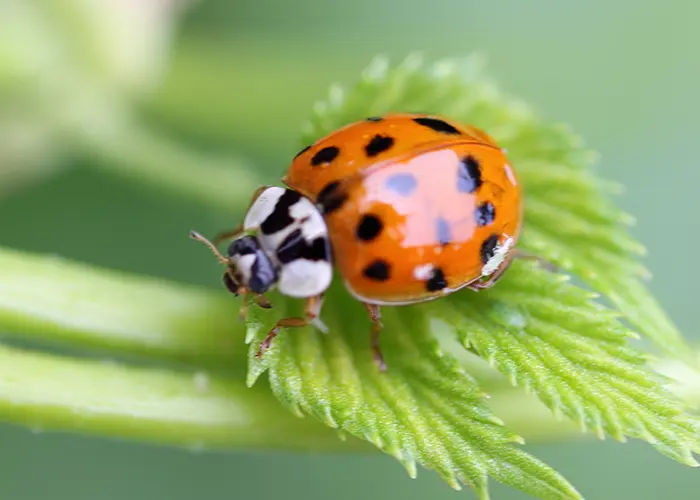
top-left (245, 54), bottom-right (699, 498)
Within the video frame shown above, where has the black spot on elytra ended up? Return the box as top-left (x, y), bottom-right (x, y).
top-left (227, 235), bottom-right (260, 257)
top-left (426, 267), bottom-right (448, 292)
top-left (385, 173), bottom-right (417, 196)
top-left (365, 134), bottom-right (395, 157)
top-left (316, 181), bottom-right (348, 214)
top-left (363, 259), bottom-right (391, 281)
top-left (276, 228), bottom-right (329, 264)
top-left (260, 190), bottom-right (302, 235)
top-left (457, 155), bottom-right (482, 193)
top-left (294, 145), bottom-right (311, 159)
top-left (476, 202), bottom-right (496, 227)
top-left (435, 217), bottom-right (452, 246)
top-left (356, 214), bottom-right (383, 241)
top-left (413, 117), bottom-right (460, 135)
top-left (480, 234), bottom-right (500, 265)
top-left (366, 116), bottom-right (383, 122)
top-left (311, 146), bottom-right (340, 166)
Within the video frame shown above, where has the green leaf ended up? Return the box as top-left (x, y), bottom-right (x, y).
top-left (434, 264), bottom-right (700, 466)
top-left (243, 54), bottom-right (699, 498)
top-left (246, 284), bottom-right (582, 500)
top-left (0, 245), bottom-right (242, 363)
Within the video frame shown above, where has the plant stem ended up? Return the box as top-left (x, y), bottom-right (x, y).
top-left (78, 115), bottom-right (262, 214)
top-left (1, 246), bottom-right (698, 450)
top-left (0, 340), bottom-right (695, 453)
top-left (0, 342), bottom-right (363, 452)
top-left (0, 246), bottom-right (244, 363)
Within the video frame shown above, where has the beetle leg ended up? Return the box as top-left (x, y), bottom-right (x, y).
top-left (512, 250), bottom-right (558, 273)
top-left (256, 295), bottom-right (324, 357)
top-left (363, 303), bottom-right (386, 371)
top-left (468, 260), bottom-right (511, 290)
top-left (212, 225), bottom-right (243, 247)
top-left (212, 185), bottom-right (272, 246)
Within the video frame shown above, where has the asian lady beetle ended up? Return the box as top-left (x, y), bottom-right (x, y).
top-left (192, 113), bottom-right (525, 370)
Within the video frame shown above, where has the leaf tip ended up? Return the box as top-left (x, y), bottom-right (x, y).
top-left (449, 480), bottom-right (464, 492)
top-left (362, 55), bottom-right (390, 81)
top-left (401, 457), bottom-right (418, 479)
top-left (245, 361), bottom-right (266, 387)
top-left (618, 211), bottom-right (638, 226)
top-left (364, 432), bottom-right (384, 449)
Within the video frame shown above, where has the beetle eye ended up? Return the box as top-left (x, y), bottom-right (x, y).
top-left (228, 235), bottom-right (259, 258)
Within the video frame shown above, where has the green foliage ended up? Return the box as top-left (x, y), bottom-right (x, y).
top-left (0, 46), bottom-right (697, 499)
top-left (243, 54), bottom-right (700, 499)
top-left (247, 281), bottom-right (582, 500)
top-left (436, 265), bottom-right (700, 466)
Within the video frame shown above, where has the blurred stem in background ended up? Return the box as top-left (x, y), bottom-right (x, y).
top-left (0, 0), bottom-right (260, 210)
top-left (0, 246), bottom-right (698, 452)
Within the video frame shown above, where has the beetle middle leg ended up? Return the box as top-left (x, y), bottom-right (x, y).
top-left (363, 302), bottom-right (386, 371)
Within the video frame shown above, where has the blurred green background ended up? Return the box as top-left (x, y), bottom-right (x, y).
top-left (1, 0), bottom-right (699, 498)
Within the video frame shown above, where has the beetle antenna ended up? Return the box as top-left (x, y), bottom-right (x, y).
top-left (190, 230), bottom-right (229, 265)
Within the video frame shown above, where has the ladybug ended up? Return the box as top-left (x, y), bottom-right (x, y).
top-left (192, 113), bottom-right (525, 370)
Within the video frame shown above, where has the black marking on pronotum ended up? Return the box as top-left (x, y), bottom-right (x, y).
top-left (475, 202), bottom-right (496, 227)
top-left (480, 234), bottom-right (500, 265)
top-left (366, 116), bottom-right (383, 122)
top-left (435, 217), bottom-right (452, 246)
top-left (365, 134), bottom-right (395, 157)
top-left (426, 267), bottom-right (448, 292)
top-left (356, 214), bottom-right (383, 241)
top-left (316, 180), bottom-right (348, 214)
top-left (248, 252), bottom-right (278, 294)
top-left (385, 173), bottom-right (417, 196)
top-left (227, 235), bottom-right (260, 257)
top-left (260, 190), bottom-right (302, 235)
top-left (311, 146), bottom-right (340, 166)
top-left (413, 117), bottom-right (460, 135)
top-left (294, 145), bottom-right (311, 159)
top-left (276, 228), bottom-right (329, 264)
top-left (457, 155), bottom-right (482, 194)
top-left (363, 259), bottom-right (391, 281)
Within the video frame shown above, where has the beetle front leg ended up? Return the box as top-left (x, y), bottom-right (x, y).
top-left (256, 295), bottom-right (324, 357)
